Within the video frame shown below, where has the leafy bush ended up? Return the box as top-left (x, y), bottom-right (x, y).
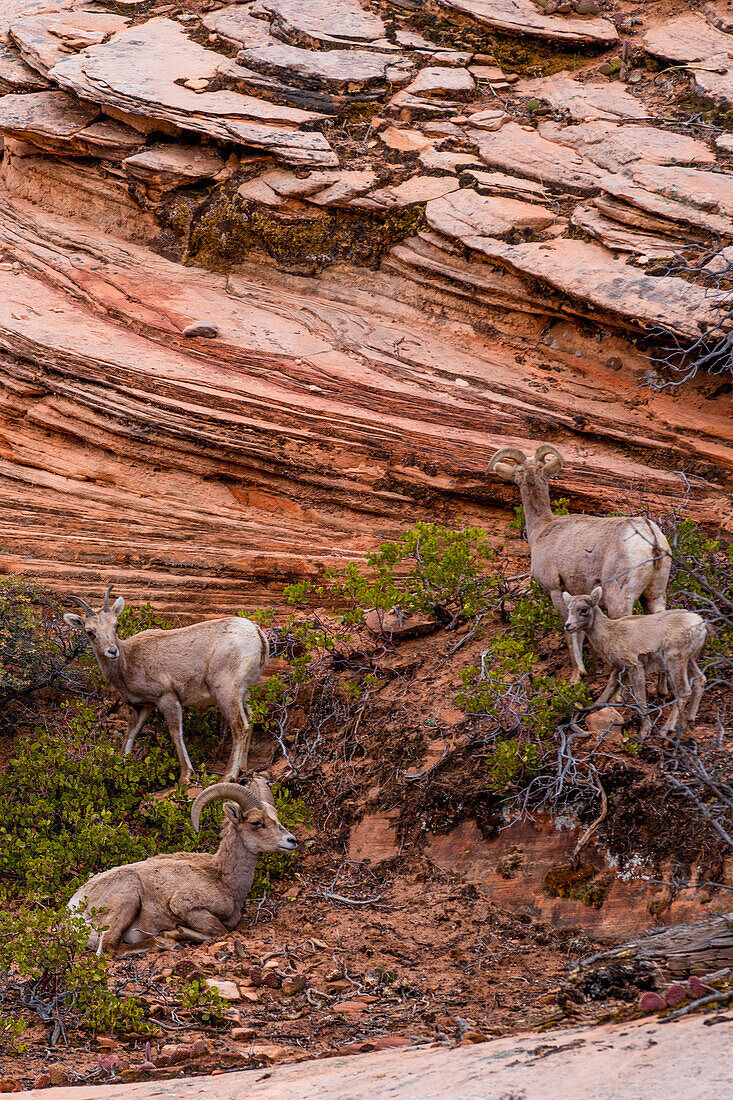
top-left (456, 581), bottom-right (591, 793)
top-left (174, 977), bottom-right (226, 1024)
top-left (0, 577), bottom-right (84, 707)
top-left (285, 523), bottom-right (497, 626)
top-left (0, 906), bottom-right (153, 1038)
top-left (0, 700), bottom-right (306, 904)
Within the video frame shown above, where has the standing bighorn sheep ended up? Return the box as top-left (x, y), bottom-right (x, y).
top-left (563, 588), bottom-right (708, 734)
top-left (69, 778), bottom-right (297, 952)
top-left (488, 444), bottom-right (671, 682)
top-left (64, 587), bottom-right (269, 785)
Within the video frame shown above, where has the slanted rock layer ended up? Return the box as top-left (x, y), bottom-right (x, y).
top-left (0, 0), bottom-right (731, 608)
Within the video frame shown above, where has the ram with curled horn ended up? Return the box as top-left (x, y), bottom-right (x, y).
top-left (63, 586), bottom-right (271, 785)
top-left (68, 779), bottom-right (297, 952)
top-left (487, 442), bottom-right (671, 683)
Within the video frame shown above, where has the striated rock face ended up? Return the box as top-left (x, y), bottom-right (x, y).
top-left (0, 0), bottom-right (731, 612)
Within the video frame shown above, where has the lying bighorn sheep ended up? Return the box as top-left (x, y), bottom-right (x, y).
top-left (488, 444), bottom-right (671, 682)
top-left (563, 588), bottom-right (708, 734)
top-left (69, 778), bottom-right (297, 951)
top-left (64, 587), bottom-right (269, 785)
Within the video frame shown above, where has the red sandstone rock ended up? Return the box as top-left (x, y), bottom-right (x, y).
top-left (348, 812), bottom-right (399, 864)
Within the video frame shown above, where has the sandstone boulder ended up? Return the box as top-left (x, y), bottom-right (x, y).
top-left (251, 0), bottom-right (386, 48)
top-left (49, 19), bottom-right (339, 167)
top-left (426, 188), bottom-right (555, 245)
top-left (436, 0), bottom-right (617, 43)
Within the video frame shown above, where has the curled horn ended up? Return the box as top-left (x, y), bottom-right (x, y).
top-left (67, 594), bottom-right (94, 615)
top-left (487, 446), bottom-right (527, 480)
top-left (251, 776), bottom-right (276, 808)
top-left (190, 782), bottom-right (262, 833)
top-left (487, 446), bottom-right (527, 470)
top-left (534, 444), bottom-right (565, 475)
top-left (103, 584), bottom-right (114, 612)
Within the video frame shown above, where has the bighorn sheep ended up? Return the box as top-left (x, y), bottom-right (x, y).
top-left (487, 444), bottom-right (671, 682)
top-left (563, 588), bottom-right (708, 734)
top-left (64, 587), bottom-right (269, 785)
top-left (69, 778), bottom-right (297, 952)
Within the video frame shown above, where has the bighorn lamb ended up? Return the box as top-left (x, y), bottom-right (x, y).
top-left (69, 779), bottom-right (297, 951)
top-left (563, 588), bottom-right (708, 734)
top-left (488, 444), bottom-right (671, 682)
top-left (64, 587), bottom-right (269, 784)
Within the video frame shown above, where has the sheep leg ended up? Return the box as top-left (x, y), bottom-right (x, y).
top-left (660, 659), bottom-right (690, 734)
top-left (643, 592), bottom-right (670, 697)
top-left (124, 703), bottom-right (154, 754)
top-left (685, 660), bottom-right (705, 723)
top-left (97, 898), bottom-right (143, 953)
top-left (168, 901), bottom-right (229, 941)
top-left (217, 690), bottom-right (252, 782)
top-left (552, 590), bottom-right (585, 682)
top-left (158, 693), bottom-right (193, 785)
top-left (596, 670), bottom-right (622, 706)
top-left (626, 664), bottom-right (651, 735)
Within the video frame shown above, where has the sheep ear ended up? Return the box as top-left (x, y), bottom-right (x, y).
top-left (223, 802), bottom-right (243, 823)
top-left (562, 592), bottom-right (571, 608)
top-left (591, 586), bottom-right (603, 605)
top-left (112, 596), bottom-right (125, 616)
top-left (64, 612), bottom-right (85, 629)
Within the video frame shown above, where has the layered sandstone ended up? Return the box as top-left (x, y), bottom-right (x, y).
top-left (0, 0), bottom-right (731, 613)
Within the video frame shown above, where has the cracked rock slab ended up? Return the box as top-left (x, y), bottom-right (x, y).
top-left (0, 41), bottom-right (49, 91)
top-left (251, 0), bottom-right (386, 47)
top-left (469, 121), bottom-right (606, 194)
top-left (8, 10), bottom-right (128, 75)
top-left (644, 13), bottom-right (733, 105)
top-left (602, 173), bottom-right (733, 238)
top-left (237, 42), bottom-right (414, 92)
top-left (350, 175), bottom-right (460, 209)
top-left (644, 13), bottom-right (733, 64)
top-left (49, 19), bottom-right (339, 168)
top-left (517, 73), bottom-right (650, 120)
top-left (436, 0), bottom-right (617, 43)
top-left (571, 203), bottom-right (681, 257)
top-left (628, 165), bottom-right (733, 219)
top-left (426, 187), bottom-right (555, 244)
top-left (404, 66), bottom-right (476, 100)
top-left (124, 143), bottom-right (226, 194)
top-left (202, 4), bottom-right (274, 49)
top-left (472, 237), bottom-right (724, 336)
top-left (537, 121), bottom-right (715, 172)
top-left (0, 89), bottom-right (98, 152)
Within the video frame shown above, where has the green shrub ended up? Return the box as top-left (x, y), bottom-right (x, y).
top-left (0, 906), bottom-right (153, 1037)
top-left (486, 738), bottom-right (540, 793)
top-left (0, 577), bottom-right (84, 706)
top-left (0, 1013), bottom-right (27, 1055)
top-left (456, 581), bottom-right (591, 793)
top-left (0, 700), bottom-right (306, 903)
top-left (285, 522), bottom-right (497, 626)
top-left (175, 977), bottom-right (226, 1024)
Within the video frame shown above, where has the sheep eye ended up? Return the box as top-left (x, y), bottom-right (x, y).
top-left (86, 629), bottom-right (96, 638)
